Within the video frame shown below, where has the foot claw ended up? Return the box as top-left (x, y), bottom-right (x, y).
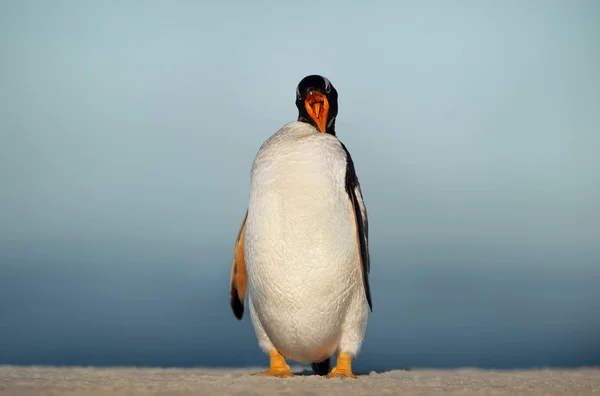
top-left (252, 368), bottom-right (293, 377)
top-left (327, 367), bottom-right (357, 379)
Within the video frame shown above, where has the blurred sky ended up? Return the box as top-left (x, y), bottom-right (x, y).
top-left (0, 1), bottom-right (599, 369)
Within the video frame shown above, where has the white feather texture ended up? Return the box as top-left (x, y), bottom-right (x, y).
top-left (244, 121), bottom-right (369, 364)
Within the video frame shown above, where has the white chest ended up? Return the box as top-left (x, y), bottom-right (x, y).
top-left (244, 123), bottom-right (361, 304)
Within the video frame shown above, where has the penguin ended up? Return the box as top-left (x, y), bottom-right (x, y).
top-left (229, 75), bottom-right (371, 378)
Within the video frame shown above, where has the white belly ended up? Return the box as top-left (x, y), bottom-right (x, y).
top-left (244, 123), bottom-right (363, 363)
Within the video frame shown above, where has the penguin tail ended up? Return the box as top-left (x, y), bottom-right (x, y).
top-left (311, 357), bottom-right (331, 376)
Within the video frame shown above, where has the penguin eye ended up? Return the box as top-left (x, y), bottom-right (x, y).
top-left (323, 77), bottom-right (332, 94)
top-left (296, 87), bottom-right (302, 100)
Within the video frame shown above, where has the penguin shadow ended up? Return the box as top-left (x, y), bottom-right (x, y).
top-left (292, 367), bottom-right (412, 377)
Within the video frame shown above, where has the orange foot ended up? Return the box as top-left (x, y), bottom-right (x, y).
top-left (327, 352), bottom-right (358, 379)
top-left (251, 350), bottom-right (293, 377)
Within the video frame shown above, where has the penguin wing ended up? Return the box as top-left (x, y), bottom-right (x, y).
top-left (340, 142), bottom-right (372, 311)
top-left (229, 210), bottom-right (248, 320)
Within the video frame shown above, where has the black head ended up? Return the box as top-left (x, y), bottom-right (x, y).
top-left (295, 75), bottom-right (339, 135)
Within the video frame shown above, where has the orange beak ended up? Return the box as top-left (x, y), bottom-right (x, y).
top-left (304, 91), bottom-right (330, 133)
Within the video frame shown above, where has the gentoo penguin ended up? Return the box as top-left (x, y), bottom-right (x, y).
top-left (229, 75), bottom-right (371, 378)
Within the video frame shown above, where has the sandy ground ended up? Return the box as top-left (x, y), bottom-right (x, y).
top-left (1, 365), bottom-right (599, 395)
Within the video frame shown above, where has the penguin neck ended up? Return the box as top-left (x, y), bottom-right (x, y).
top-left (297, 116), bottom-right (337, 136)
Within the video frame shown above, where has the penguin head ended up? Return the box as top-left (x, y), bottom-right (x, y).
top-left (295, 75), bottom-right (338, 136)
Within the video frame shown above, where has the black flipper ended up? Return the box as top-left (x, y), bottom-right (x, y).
top-left (311, 357), bottom-right (331, 376)
top-left (339, 141), bottom-right (373, 311)
top-left (229, 211), bottom-right (248, 320)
